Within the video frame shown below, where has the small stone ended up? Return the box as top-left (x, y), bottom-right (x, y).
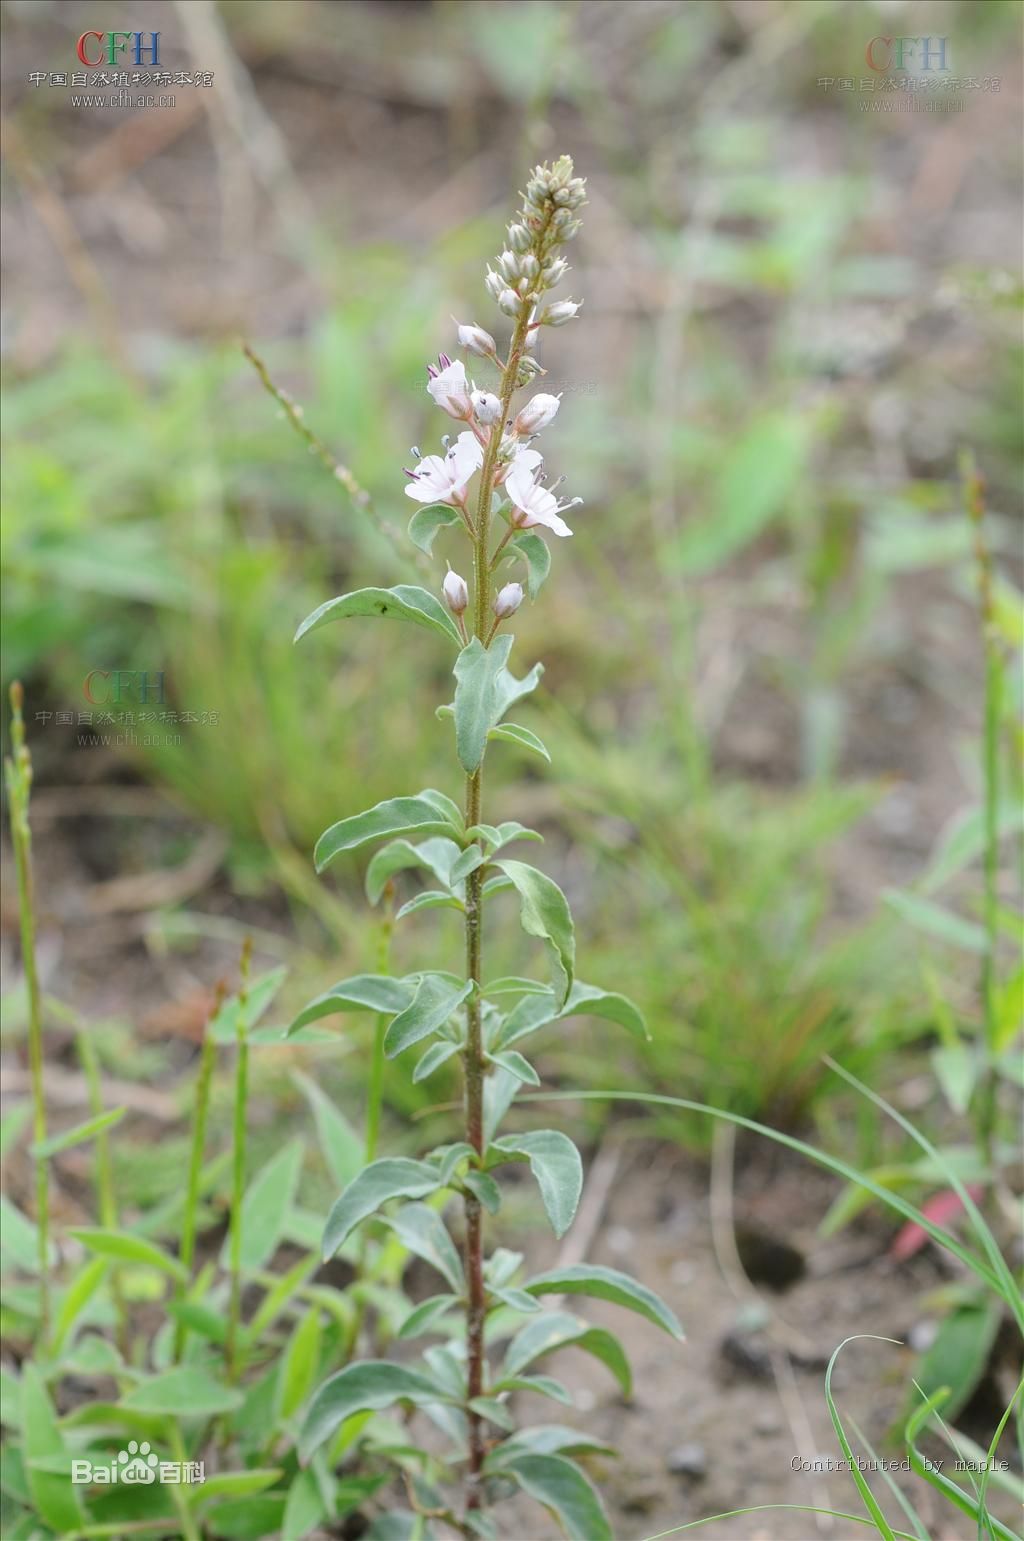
top-left (667, 1442), bottom-right (707, 1480)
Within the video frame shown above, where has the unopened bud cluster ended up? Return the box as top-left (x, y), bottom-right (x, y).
top-left (483, 155), bottom-right (585, 328)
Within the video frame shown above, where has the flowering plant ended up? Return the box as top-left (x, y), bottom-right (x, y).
top-left (291, 156), bottom-right (683, 1539)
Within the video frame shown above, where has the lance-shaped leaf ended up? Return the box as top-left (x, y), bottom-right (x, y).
top-left (288, 975), bottom-right (414, 1036)
top-left (494, 980), bottom-right (647, 1050)
top-left (397, 1294), bottom-right (461, 1341)
top-left (382, 1202), bottom-right (465, 1292)
top-left (503, 1310), bottom-right (632, 1396)
top-left (395, 890), bottom-right (463, 921)
top-left (298, 1362), bottom-right (445, 1464)
top-left (365, 836), bottom-right (464, 904)
top-left (295, 585), bottom-right (462, 647)
top-left (315, 794), bottom-right (461, 874)
top-left (453, 635), bottom-right (514, 773)
top-left (384, 974), bottom-right (473, 1058)
top-left (467, 821), bottom-right (543, 855)
top-left (500, 1451), bottom-right (612, 1541)
top-left (489, 722), bottom-right (551, 762)
top-left (494, 861), bottom-right (575, 1005)
top-left (322, 1159), bottom-right (440, 1259)
top-left (492, 1131), bottom-right (582, 1238)
top-left (489, 1425), bottom-right (616, 1462)
top-left (509, 530), bottom-right (551, 599)
top-left (408, 503), bottom-right (462, 555)
top-left (524, 1264), bottom-right (684, 1340)
top-left (413, 1039), bottom-right (462, 1083)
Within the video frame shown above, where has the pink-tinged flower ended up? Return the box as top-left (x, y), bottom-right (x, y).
top-left (506, 464), bottom-right (577, 538)
top-left (404, 432), bottom-right (483, 506)
top-left (514, 393), bottom-right (561, 435)
top-left (426, 357), bottom-right (473, 420)
top-left (494, 581), bottom-right (523, 618)
top-left (443, 569), bottom-right (469, 615)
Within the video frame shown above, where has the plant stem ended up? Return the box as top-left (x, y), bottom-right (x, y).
top-left (173, 989), bottom-right (221, 1363)
top-left (365, 895), bottom-right (395, 1164)
top-left (226, 941), bottom-right (253, 1382)
top-left (963, 454), bottom-right (1001, 1160)
top-left (77, 1028), bottom-right (128, 1355)
top-left (4, 683), bottom-right (50, 1347)
top-left (461, 305), bottom-right (533, 1515)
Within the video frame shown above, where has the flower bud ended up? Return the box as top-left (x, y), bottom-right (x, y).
top-left (494, 581), bottom-right (523, 619)
top-left (515, 355), bottom-right (544, 387)
top-left (484, 268), bottom-right (504, 301)
top-left (543, 256), bottom-right (568, 285)
top-left (498, 287), bottom-right (522, 317)
top-left (498, 250), bottom-right (521, 281)
top-left (514, 392), bottom-right (561, 435)
top-left (471, 389), bottom-right (501, 425)
top-left (456, 319), bottom-right (496, 358)
top-left (541, 299), bottom-right (581, 326)
top-left (520, 254), bottom-right (540, 282)
top-left (508, 223), bottom-right (532, 253)
top-left (443, 570), bottom-right (469, 616)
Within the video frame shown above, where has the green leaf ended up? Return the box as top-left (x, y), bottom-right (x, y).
top-left (503, 1310), bottom-right (632, 1396)
top-left (883, 890), bottom-right (987, 953)
top-left (500, 1451), bottom-right (612, 1541)
top-left (907, 1301), bottom-right (1002, 1423)
top-left (206, 1496), bottom-right (287, 1540)
top-left (491, 1373), bottom-right (572, 1406)
top-left (31, 1107), bottom-right (125, 1158)
top-left (395, 890), bottom-right (463, 921)
top-left (121, 1366), bottom-right (243, 1417)
top-left (485, 977), bottom-right (551, 998)
top-left (288, 974), bottom-right (414, 1036)
top-left (491, 1425), bottom-right (616, 1461)
top-left (469, 1395), bottom-right (517, 1431)
top-left (0, 1102), bottom-right (30, 1162)
top-left (412, 1040), bottom-right (462, 1083)
top-left (453, 635), bottom-right (515, 774)
top-left (509, 530), bottom-right (551, 599)
top-left (316, 794), bottom-right (462, 874)
top-left (298, 1361), bottom-right (444, 1464)
top-left (277, 1308), bottom-right (322, 1422)
top-left (382, 1203), bottom-right (465, 1292)
top-left (0, 1195), bottom-right (49, 1272)
top-left (494, 861), bottom-right (575, 1006)
top-left (467, 821), bottom-right (544, 855)
top-left (449, 847), bottom-right (485, 885)
top-left (281, 1466), bottom-right (325, 1541)
top-left (22, 1363), bottom-right (83, 1533)
top-left (921, 803), bottom-right (1024, 894)
top-left (489, 722), bottom-right (551, 762)
top-left (397, 1293), bottom-right (460, 1340)
top-left (69, 1226), bottom-right (186, 1282)
top-left (384, 975), bottom-right (473, 1058)
top-left (488, 1050), bottom-right (539, 1085)
top-left (463, 1170), bottom-right (502, 1213)
top-left (168, 1300), bottom-right (228, 1344)
top-left (493, 658), bottom-right (544, 719)
top-left (292, 1073), bottom-right (364, 1187)
top-left (366, 836), bottom-right (464, 904)
top-left (560, 981), bottom-right (649, 1041)
top-left (524, 1264), bottom-right (684, 1339)
top-left (323, 1158), bottom-right (440, 1259)
top-left (295, 584), bottom-right (462, 647)
top-left (188, 1468), bottom-right (284, 1507)
top-left (492, 1132), bottom-right (582, 1238)
top-left (228, 1139), bottom-right (304, 1272)
top-left (52, 1257), bottom-right (108, 1352)
top-left (408, 503), bottom-right (462, 554)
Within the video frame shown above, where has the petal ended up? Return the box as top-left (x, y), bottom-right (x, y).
top-left (522, 507), bottom-right (573, 537)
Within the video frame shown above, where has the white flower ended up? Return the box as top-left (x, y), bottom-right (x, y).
top-left (506, 465), bottom-right (577, 538)
top-left (404, 432), bottom-right (483, 506)
top-left (494, 581), bottom-right (524, 618)
top-left (540, 299), bottom-right (581, 327)
top-left (514, 393), bottom-right (561, 435)
top-left (471, 389), bottom-right (501, 426)
top-left (426, 356), bottom-right (472, 419)
top-left (455, 320), bottom-right (496, 358)
top-left (443, 570), bottom-right (469, 615)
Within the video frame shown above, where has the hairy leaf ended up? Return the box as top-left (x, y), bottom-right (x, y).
top-left (315, 794), bottom-right (461, 874)
top-left (492, 1131), bottom-right (582, 1238)
top-left (495, 861), bottom-right (575, 1005)
top-left (298, 1361), bottom-right (444, 1464)
top-left (501, 1451), bottom-right (612, 1541)
top-left (295, 584), bottom-right (461, 647)
top-left (524, 1264), bottom-right (684, 1339)
top-left (408, 503), bottom-right (461, 555)
top-left (384, 975), bottom-right (473, 1058)
top-left (322, 1158), bottom-right (439, 1259)
top-left (504, 1310), bottom-right (632, 1396)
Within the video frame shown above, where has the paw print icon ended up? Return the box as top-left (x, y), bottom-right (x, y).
top-left (118, 1440), bottom-right (159, 1484)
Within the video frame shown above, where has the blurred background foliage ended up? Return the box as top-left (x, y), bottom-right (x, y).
top-left (1, 0), bottom-right (1021, 1148)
